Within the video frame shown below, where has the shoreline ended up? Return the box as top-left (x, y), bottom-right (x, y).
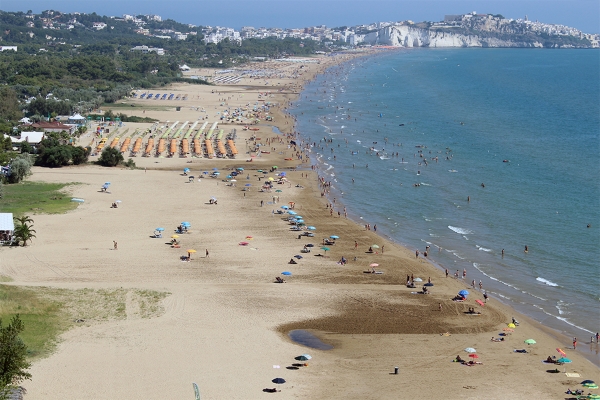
top-left (3, 50), bottom-right (597, 398)
top-left (284, 51), bottom-right (600, 367)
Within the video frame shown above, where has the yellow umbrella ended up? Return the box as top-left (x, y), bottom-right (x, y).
top-left (187, 249), bottom-right (197, 253)
top-left (508, 323), bottom-right (516, 328)
top-left (268, 177), bottom-right (274, 181)
top-left (171, 235), bottom-right (179, 238)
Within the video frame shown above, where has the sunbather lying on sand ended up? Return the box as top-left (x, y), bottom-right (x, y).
top-left (274, 277), bottom-right (286, 283)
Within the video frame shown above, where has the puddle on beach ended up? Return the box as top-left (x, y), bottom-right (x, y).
top-left (288, 330), bottom-right (334, 350)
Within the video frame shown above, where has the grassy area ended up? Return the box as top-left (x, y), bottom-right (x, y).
top-left (0, 285), bottom-right (169, 360)
top-left (0, 285), bottom-right (68, 359)
top-left (0, 181), bottom-right (80, 216)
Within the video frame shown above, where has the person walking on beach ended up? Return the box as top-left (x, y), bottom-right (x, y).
top-left (463, 269), bottom-right (467, 279)
top-left (471, 280), bottom-right (476, 289)
top-left (483, 292), bottom-right (488, 303)
top-left (354, 241), bottom-right (358, 250)
top-left (205, 249), bottom-right (209, 258)
top-left (445, 269), bottom-right (449, 278)
top-left (596, 332), bottom-right (599, 343)
top-left (479, 280), bottom-right (483, 290)
top-left (113, 241), bottom-right (118, 250)
top-left (573, 337), bottom-right (577, 349)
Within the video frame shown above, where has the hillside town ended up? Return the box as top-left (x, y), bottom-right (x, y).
top-left (2, 10), bottom-right (598, 50)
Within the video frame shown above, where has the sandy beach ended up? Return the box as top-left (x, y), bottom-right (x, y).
top-left (2, 52), bottom-right (598, 399)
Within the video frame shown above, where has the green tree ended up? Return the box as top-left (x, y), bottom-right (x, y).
top-left (70, 146), bottom-right (89, 165)
top-left (13, 215), bottom-right (36, 246)
top-left (0, 315), bottom-right (31, 398)
top-left (6, 157), bottom-right (32, 184)
top-left (98, 147), bottom-right (123, 167)
top-left (36, 145), bottom-right (72, 168)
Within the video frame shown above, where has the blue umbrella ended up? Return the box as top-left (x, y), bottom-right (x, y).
top-left (307, 226), bottom-right (316, 230)
top-left (181, 222), bottom-right (191, 227)
top-left (424, 282), bottom-right (434, 287)
top-left (279, 172), bottom-right (286, 176)
top-left (236, 167), bottom-right (244, 171)
top-left (294, 216), bottom-right (303, 219)
top-left (212, 167), bottom-right (218, 171)
top-left (294, 255), bottom-right (303, 259)
top-left (272, 378), bottom-right (286, 384)
top-left (330, 235), bottom-right (339, 239)
top-left (104, 182), bottom-right (111, 185)
top-left (295, 220), bottom-right (304, 223)
top-left (184, 168), bottom-right (190, 172)
top-left (213, 172), bottom-right (220, 175)
top-left (245, 183), bottom-right (251, 186)
top-left (281, 205), bottom-right (289, 209)
top-left (203, 171), bottom-right (209, 175)
top-left (155, 227), bottom-right (165, 231)
top-left (227, 175), bottom-right (232, 179)
top-left (282, 271), bottom-right (292, 276)
top-left (557, 357), bottom-right (572, 363)
top-left (288, 211), bottom-right (297, 215)
top-left (458, 290), bottom-right (469, 296)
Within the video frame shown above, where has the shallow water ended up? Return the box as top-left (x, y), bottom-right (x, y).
top-left (288, 329), bottom-right (334, 350)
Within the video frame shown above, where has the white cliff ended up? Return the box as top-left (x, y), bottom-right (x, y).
top-left (364, 25), bottom-right (545, 48)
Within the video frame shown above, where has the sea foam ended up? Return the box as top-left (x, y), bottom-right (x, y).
top-left (448, 226), bottom-right (472, 235)
top-left (536, 277), bottom-right (559, 287)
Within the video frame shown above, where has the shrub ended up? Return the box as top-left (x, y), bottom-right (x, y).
top-left (98, 147), bottom-right (123, 167)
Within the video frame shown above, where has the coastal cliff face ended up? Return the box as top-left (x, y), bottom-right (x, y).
top-left (364, 25), bottom-right (553, 48)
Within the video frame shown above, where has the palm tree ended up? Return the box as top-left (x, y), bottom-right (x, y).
top-left (13, 216), bottom-right (36, 247)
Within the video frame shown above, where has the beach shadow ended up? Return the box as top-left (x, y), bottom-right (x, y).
top-left (286, 366), bottom-right (299, 370)
top-left (262, 388), bottom-right (280, 393)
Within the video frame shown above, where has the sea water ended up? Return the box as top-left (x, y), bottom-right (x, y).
top-left (290, 49), bottom-right (600, 345)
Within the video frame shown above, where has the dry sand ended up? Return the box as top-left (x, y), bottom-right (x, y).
top-left (1, 53), bottom-right (598, 399)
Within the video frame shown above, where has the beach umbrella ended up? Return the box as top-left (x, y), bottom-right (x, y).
top-left (104, 182), bottom-right (111, 185)
top-left (227, 175), bottom-right (232, 179)
top-left (203, 171), bottom-right (209, 174)
top-left (171, 235), bottom-right (179, 238)
top-left (293, 216), bottom-right (303, 219)
top-left (187, 249), bottom-right (197, 253)
top-left (503, 328), bottom-right (514, 332)
top-left (275, 189), bottom-right (282, 192)
top-left (587, 395), bottom-right (600, 400)
top-left (272, 378), bottom-right (286, 384)
top-left (468, 354), bottom-right (479, 359)
top-left (272, 166), bottom-right (278, 169)
top-left (236, 167), bottom-right (244, 171)
top-left (212, 167), bottom-right (218, 171)
top-left (282, 271), bottom-right (292, 276)
top-left (424, 282), bottom-right (434, 287)
top-left (464, 348), bottom-right (476, 353)
top-left (330, 235), bottom-right (340, 239)
top-left (556, 357), bottom-right (572, 363)
top-left (370, 263), bottom-right (379, 267)
top-left (583, 383), bottom-right (598, 388)
top-left (281, 205), bottom-right (289, 209)
top-left (181, 222), bottom-right (191, 227)
top-left (245, 183), bottom-right (252, 186)
top-left (295, 220), bottom-right (304, 223)
top-left (115, 200), bottom-right (122, 203)
top-left (371, 244), bottom-right (380, 249)
top-left (458, 290), bottom-right (469, 296)
top-left (524, 339), bottom-right (536, 345)
top-left (230, 179), bottom-right (237, 182)
top-left (213, 172), bottom-right (220, 175)
top-left (413, 277), bottom-right (423, 282)
top-left (294, 255), bottom-right (303, 259)
top-left (268, 177), bottom-right (275, 181)
top-left (297, 354), bottom-right (312, 361)
top-left (305, 244), bottom-right (314, 247)
top-left (155, 227), bottom-right (165, 232)
top-left (184, 168), bottom-right (190, 173)
top-left (556, 348), bottom-right (566, 357)
top-left (288, 211), bottom-right (297, 215)
top-left (582, 380), bottom-right (596, 385)
top-left (321, 247), bottom-right (330, 254)
top-left (307, 226), bottom-right (316, 230)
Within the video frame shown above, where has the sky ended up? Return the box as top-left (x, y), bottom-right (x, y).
top-left (2, 0), bottom-right (599, 34)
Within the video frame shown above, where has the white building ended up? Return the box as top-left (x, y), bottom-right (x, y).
top-left (0, 46), bottom-right (17, 52)
top-left (130, 45), bottom-right (165, 55)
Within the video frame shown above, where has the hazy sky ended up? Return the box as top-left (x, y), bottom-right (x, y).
top-left (2, 0), bottom-right (599, 33)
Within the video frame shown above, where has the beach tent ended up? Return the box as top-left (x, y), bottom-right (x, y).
top-left (0, 213), bottom-right (15, 244)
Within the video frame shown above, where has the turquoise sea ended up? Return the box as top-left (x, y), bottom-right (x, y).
top-left (290, 49), bottom-right (600, 348)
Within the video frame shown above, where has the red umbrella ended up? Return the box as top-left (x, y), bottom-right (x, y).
top-left (469, 354), bottom-right (479, 359)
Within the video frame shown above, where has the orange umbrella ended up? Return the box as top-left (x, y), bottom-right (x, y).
top-left (187, 249), bottom-right (197, 253)
top-left (556, 348), bottom-right (566, 357)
